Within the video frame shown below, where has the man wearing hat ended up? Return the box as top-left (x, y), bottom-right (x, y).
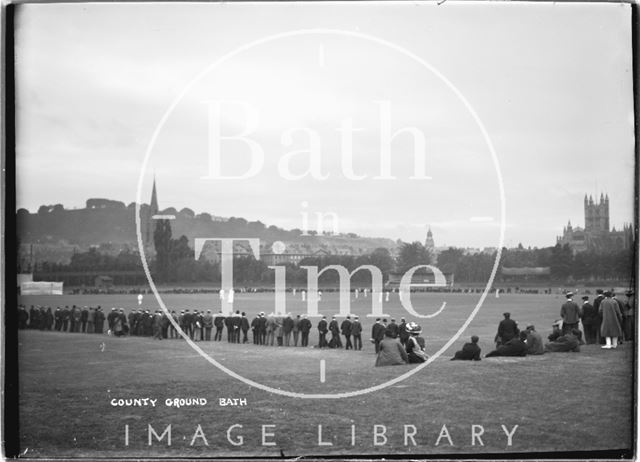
top-left (580, 295), bottom-right (598, 344)
top-left (371, 318), bottom-right (386, 353)
top-left (495, 312), bottom-right (519, 347)
top-left (593, 289), bottom-right (605, 344)
top-left (560, 292), bottom-right (580, 335)
top-left (317, 315), bottom-right (328, 348)
top-left (328, 315), bottom-right (342, 348)
top-left (351, 315), bottom-right (362, 350)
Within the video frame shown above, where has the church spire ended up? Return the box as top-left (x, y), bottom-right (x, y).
top-left (150, 176), bottom-right (159, 215)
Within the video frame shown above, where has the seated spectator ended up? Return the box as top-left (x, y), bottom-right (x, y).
top-left (451, 335), bottom-right (481, 361)
top-left (375, 330), bottom-right (409, 367)
top-left (405, 322), bottom-right (428, 363)
top-left (544, 328), bottom-right (581, 353)
top-left (525, 325), bottom-right (544, 355)
top-left (548, 320), bottom-right (563, 342)
top-left (486, 332), bottom-right (527, 357)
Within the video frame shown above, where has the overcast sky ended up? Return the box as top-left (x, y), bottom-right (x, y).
top-left (14, 2), bottom-right (635, 248)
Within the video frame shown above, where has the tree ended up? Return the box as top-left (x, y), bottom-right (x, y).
top-left (396, 241), bottom-right (433, 272)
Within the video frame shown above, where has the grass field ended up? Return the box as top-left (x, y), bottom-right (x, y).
top-left (16, 291), bottom-right (634, 458)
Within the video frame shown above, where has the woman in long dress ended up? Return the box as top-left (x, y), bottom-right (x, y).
top-left (599, 291), bottom-right (623, 349)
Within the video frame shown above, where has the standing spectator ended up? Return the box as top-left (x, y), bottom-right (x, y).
top-left (225, 313), bottom-right (234, 342)
top-left (282, 314), bottom-right (294, 346)
top-left (351, 315), bottom-right (363, 350)
top-left (193, 310), bottom-right (203, 341)
top-left (251, 313), bottom-right (261, 344)
top-left (87, 307), bottom-right (95, 334)
top-left (203, 310), bottom-right (214, 341)
top-left (341, 316), bottom-right (353, 350)
top-left (241, 312), bottom-right (250, 344)
top-left (152, 311), bottom-right (163, 340)
top-left (61, 306), bottom-right (70, 332)
top-left (170, 310), bottom-right (179, 339)
top-left (274, 315), bottom-right (284, 346)
top-left (593, 289), bottom-right (605, 344)
top-left (213, 310), bottom-right (225, 341)
top-left (161, 312), bottom-right (171, 339)
top-left (94, 307), bottom-right (105, 334)
top-left (54, 307), bottom-right (62, 331)
top-left (299, 314), bottom-right (312, 347)
top-left (128, 310), bottom-right (136, 335)
top-left (70, 306), bottom-right (82, 332)
top-left (317, 316), bottom-right (328, 348)
top-left (560, 293), bottom-right (581, 335)
top-left (107, 307), bottom-right (118, 332)
top-left (328, 316), bottom-right (342, 348)
top-left (266, 314), bottom-right (276, 346)
top-left (495, 312), bottom-right (519, 346)
top-left (258, 312), bottom-right (268, 345)
top-left (292, 314), bottom-right (301, 346)
top-left (600, 291), bottom-right (623, 349)
top-left (45, 307), bottom-right (54, 330)
top-left (580, 295), bottom-right (598, 344)
top-left (232, 311), bottom-right (242, 344)
top-left (371, 318), bottom-right (386, 353)
top-left (80, 307), bottom-right (89, 333)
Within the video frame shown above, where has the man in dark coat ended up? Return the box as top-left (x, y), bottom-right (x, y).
top-left (495, 312), bottom-right (519, 346)
top-left (203, 310), bottom-right (214, 341)
top-left (292, 315), bottom-right (301, 346)
top-left (53, 308), bottom-right (62, 331)
top-left (351, 315), bottom-right (363, 350)
top-left (107, 307), bottom-right (118, 332)
top-left (80, 307), bottom-right (89, 333)
top-left (251, 314), bottom-right (261, 344)
top-left (593, 289), bottom-right (605, 344)
top-left (317, 316), bottom-right (328, 348)
top-left (486, 332), bottom-right (527, 357)
top-left (282, 314), bottom-right (294, 346)
top-left (241, 312), bottom-right (250, 344)
top-left (257, 312), bottom-right (268, 345)
top-left (232, 311), bottom-right (242, 344)
top-left (214, 311), bottom-right (225, 341)
top-left (61, 306), bottom-right (71, 332)
top-left (299, 315), bottom-right (312, 347)
top-left (341, 316), bottom-right (353, 350)
top-left (560, 292), bottom-right (581, 335)
top-left (94, 307), bottom-right (105, 334)
top-left (71, 305), bottom-right (82, 332)
top-left (225, 313), bottom-right (235, 342)
top-left (371, 318), bottom-right (386, 353)
top-left (580, 295), bottom-right (598, 344)
top-left (328, 316), bottom-right (342, 348)
top-left (451, 335), bottom-right (481, 361)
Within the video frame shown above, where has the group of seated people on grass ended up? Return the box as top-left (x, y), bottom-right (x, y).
top-left (451, 312), bottom-right (582, 361)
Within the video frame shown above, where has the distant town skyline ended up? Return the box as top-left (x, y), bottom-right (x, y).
top-left (14, 2), bottom-right (635, 249)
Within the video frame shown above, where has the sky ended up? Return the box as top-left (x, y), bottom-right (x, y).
top-left (14, 2), bottom-right (635, 249)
